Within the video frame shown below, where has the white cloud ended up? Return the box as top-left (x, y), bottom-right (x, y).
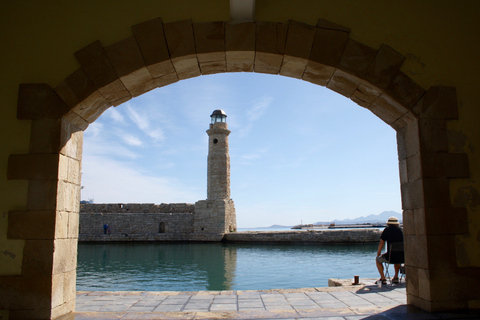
top-left (122, 134), bottom-right (143, 146)
top-left (125, 104), bottom-right (165, 142)
top-left (108, 107), bottom-right (125, 123)
top-left (81, 155), bottom-right (202, 204)
top-left (247, 96), bottom-right (273, 122)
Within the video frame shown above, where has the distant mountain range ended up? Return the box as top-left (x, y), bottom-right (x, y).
top-left (314, 211), bottom-right (402, 225)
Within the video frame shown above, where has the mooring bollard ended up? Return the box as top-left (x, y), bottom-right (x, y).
top-left (353, 275), bottom-right (359, 285)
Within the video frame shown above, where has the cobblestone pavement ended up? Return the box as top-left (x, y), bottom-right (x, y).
top-left (72, 279), bottom-right (478, 320)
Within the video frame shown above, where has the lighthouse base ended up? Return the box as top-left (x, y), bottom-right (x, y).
top-left (194, 199), bottom-right (237, 234)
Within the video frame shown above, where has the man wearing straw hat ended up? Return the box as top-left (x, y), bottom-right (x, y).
top-left (375, 216), bottom-right (403, 285)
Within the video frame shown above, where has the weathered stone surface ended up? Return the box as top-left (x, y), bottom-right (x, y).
top-left (60, 119), bottom-right (84, 160)
top-left (310, 23), bottom-right (349, 67)
top-left (226, 22), bottom-right (255, 72)
top-left (369, 93), bottom-right (408, 125)
top-left (339, 38), bottom-right (377, 78)
top-left (18, 84), bottom-right (70, 119)
top-left (303, 61), bottom-right (335, 87)
top-left (22, 240), bottom-right (54, 276)
top-left (105, 36), bottom-right (155, 96)
top-left (74, 40), bottom-right (131, 104)
top-left (326, 69), bottom-right (361, 98)
top-left (194, 21), bottom-right (225, 66)
top-left (52, 238), bottom-right (78, 274)
top-left (132, 17), bottom-right (176, 78)
top-left (365, 44), bottom-right (405, 90)
top-left (54, 69), bottom-right (98, 110)
top-left (418, 119), bottom-right (449, 152)
top-left (29, 119), bottom-right (63, 153)
top-left (415, 86), bottom-right (458, 119)
top-left (254, 21), bottom-right (287, 74)
top-left (421, 152), bottom-right (469, 178)
top-left (280, 21), bottom-right (316, 78)
top-left (224, 229), bottom-right (381, 243)
top-left (386, 71), bottom-right (425, 110)
top-left (350, 82), bottom-right (383, 108)
top-left (164, 20), bottom-right (201, 79)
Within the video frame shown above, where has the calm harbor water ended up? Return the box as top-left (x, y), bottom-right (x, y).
top-left (76, 242), bottom-right (382, 292)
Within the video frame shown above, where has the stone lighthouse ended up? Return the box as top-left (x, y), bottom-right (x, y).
top-left (194, 110), bottom-right (237, 238)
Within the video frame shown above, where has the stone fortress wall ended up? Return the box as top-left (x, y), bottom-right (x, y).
top-left (79, 203), bottom-right (381, 243)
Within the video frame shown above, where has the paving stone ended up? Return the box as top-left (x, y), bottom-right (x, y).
top-left (153, 304), bottom-right (184, 312)
top-left (210, 303), bottom-right (237, 311)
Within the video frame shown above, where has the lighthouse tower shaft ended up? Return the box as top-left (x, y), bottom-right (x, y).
top-left (194, 110), bottom-right (237, 238)
top-left (207, 122), bottom-right (231, 200)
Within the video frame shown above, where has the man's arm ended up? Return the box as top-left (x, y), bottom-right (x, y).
top-left (377, 239), bottom-right (385, 257)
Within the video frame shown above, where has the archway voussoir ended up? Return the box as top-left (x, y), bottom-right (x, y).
top-left (132, 18), bottom-right (177, 79)
top-left (105, 36), bottom-right (157, 97)
top-left (74, 40), bottom-right (131, 105)
top-left (365, 44), bottom-right (405, 90)
top-left (338, 38), bottom-right (377, 79)
top-left (310, 19), bottom-right (350, 68)
top-left (369, 92), bottom-right (410, 126)
top-left (280, 20), bottom-right (316, 78)
top-left (302, 61), bottom-right (335, 87)
top-left (326, 69), bottom-right (360, 99)
top-left (17, 84), bottom-right (70, 120)
top-left (415, 86), bottom-right (458, 119)
top-left (164, 20), bottom-right (201, 79)
top-left (254, 21), bottom-right (288, 74)
top-left (194, 21), bottom-right (226, 74)
top-left (226, 22), bottom-right (255, 72)
top-left (386, 70), bottom-right (425, 110)
top-left (350, 82), bottom-right (383, 108)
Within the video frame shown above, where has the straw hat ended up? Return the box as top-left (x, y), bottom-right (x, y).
top-left (386, 216), bottom-right (400, 225)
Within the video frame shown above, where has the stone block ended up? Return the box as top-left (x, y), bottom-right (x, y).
top-left (51, 273), bottom-right (64, 309)
top-left (194, 21), bottom-right (225, 62)
top-left (386, 71), bottom-right (425, 110)
top-left (105, 36), bottom-right (155, 95)
top-left (280, 21), bottom-right (316, 78)
top-left (399, 159), bottom-right (408, 185)
top-left (400, 179), bottom-right (424, 210)
top-left (57, 181), bottom-right (81, 213)
top-left (310, 24), bottom-right (349, 67)
top-left (350, 82), bottom-right (382, 108)
top-left (406, 153), bottom-right (422, 182)
top-left (60, 119), bottom-right (84, 160)
top-left (55, 211), bottom-right (68, 240)
top-left (402, 209), bottom-right (416, 235)
top-left (254, 22), bottom-right (287, 74)
top-left (396, 121), bottom-right (420, 161)
top-left (365, 44), bottom-right (405, 89)
top-left (405, 265), bottom-right (419, 298)
top-left (172, 55), bottom-right (201, 79)
top-left (226, 22), bottom-right (255, 72)
top-left (69, 90), bottom-right (111, 124)
top-left (302, 61), bottom-right (335, 87)
top-left (7, 211), bottom-right (56, 240)
top-left (54, 69), bottom-right (98, 110)
top-left (338, 38), bottom-right (377, 78)
top-left (369, 93), bottom-right (409, 125)
top-left (17, 84), bottom-right (70, 120)
top-left (27, 180), bottom-right (58, 211)
top-left (199, 60), bottom-right (227, 75)
top-left (164, 19), bottom-right (196, 58)
top-left (421, 152), bottom-right (469, 178)
top-left (68, 212), bottom-right (80, 239)
top-left (132, 18), bottom-right (176, 78)
top-left (52, 238), bottom-right (78, 274)
top-left (404, 234), bottom-right (428, 268)
top-left (326, 69), bottom-right (360, 98)
top-left (63, 111), bottom-right (89, 131)
top-left (391, 111), bottom-right (416, 131)
top-left (29, 119), bottom-right (63, 153)
top-left (418, 118), bottom-right (449, 152)
top-left (415, 86), bottom-right (458, 119)
top-left (22, 240), bottom-right (54, 275)
top-left (154, 72), bottom-right (179, 88)
top-left (7, 153), bottom-right (59, 180)
top-left (74, 40), bottom-right (131, 104)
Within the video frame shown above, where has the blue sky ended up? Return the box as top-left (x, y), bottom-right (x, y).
top-left (81, 73), bottom-right (402, 228)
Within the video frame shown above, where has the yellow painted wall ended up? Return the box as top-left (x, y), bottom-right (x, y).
top-left (1, 0), bottom-right (480, 274)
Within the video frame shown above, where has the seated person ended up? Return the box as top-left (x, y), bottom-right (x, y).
top-left (376, 216), bottom-right (404, 284)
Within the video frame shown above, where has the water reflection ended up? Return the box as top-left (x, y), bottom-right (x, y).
top-left (76, 242), bottom-right (378, 291)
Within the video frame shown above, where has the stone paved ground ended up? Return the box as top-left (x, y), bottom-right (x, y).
top-left (72, 279), bottom-right (478, 320)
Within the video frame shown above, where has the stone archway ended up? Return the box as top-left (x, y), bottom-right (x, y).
top-left (5, 18), bottom-right (470, 318)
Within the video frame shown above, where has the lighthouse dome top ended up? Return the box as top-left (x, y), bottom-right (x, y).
top-left (210, 109), bottom-right (227, 124)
